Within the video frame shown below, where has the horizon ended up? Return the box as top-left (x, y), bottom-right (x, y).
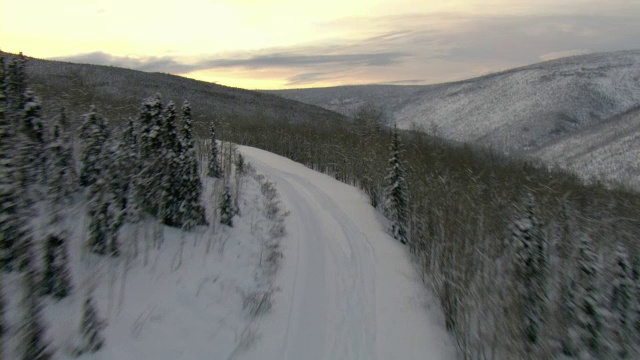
top-left (2, 0), bottom-right (640, 90)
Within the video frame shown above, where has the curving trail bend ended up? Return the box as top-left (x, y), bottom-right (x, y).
top-left (239, 146), bottom-right (456, 360)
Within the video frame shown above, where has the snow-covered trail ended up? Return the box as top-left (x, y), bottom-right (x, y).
top-left (239, 146), bottom-right (456, 360)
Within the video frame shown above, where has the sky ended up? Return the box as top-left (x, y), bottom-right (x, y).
top-left (2, 0), bottom-right (640, 89)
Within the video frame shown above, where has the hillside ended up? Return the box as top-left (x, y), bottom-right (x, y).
top-left (7, 53), bottom-right (347, 132)
top-left (266, 50), bottom-right (640, 186)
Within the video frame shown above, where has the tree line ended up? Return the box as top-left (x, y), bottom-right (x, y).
top-left (0, 54), bottom-right (234, 359)
top-left (222, 104), bottom-right (640, 359)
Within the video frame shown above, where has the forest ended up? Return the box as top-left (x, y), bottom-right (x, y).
top-left (2, 52), bottom-right (640, 359)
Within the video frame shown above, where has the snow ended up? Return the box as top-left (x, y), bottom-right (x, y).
top-left (4, 147), bottom-right (456, 360)
top-left (239, 145), bottom-right (456, 360)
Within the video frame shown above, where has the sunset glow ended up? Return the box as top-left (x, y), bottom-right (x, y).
top-left (2, 0), bottom-right (639, 89)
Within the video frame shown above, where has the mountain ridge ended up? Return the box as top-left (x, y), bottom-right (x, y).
top-left (265, 49), bottom-right (640, 188)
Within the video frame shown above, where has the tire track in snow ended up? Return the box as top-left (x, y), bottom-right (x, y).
top-left (240, 146), bottom-right (457, 360)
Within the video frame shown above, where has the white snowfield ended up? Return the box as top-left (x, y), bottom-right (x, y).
top-left (239, 146), bottom-right (456, 360)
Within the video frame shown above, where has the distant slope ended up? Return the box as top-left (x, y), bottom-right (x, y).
top-left (534, 105), bottom-right (640, 187)
top-left (11, 53), bottom-right (346, 132)
top-left (266, 50), bottom-right (640, 188)
top-left (266, 50), bottom-right (640, 154)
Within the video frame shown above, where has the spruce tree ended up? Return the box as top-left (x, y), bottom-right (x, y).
top-left (19, 238), bottom-right (52, 360)
top-left (106, 139), bottom-right (128, 229)
top-left (80, 107), bottom-right (108, 188)
top-left (88, 177), bottom-right (118, 256)
top-left (219, 186), bottom-right (234, 227)
top-left (610, 244), bottom-right (632, 357)
top-left (560, 278), bottom-right (579, 356)
top-left (79, 294), bottom-right (105, 353)
top-left (82, 108), bottom-right (119, 256)
top-left (4, 53), bottom-right (27, 124)
top-left (384, 125), bottom-right (408, 244)
top-left (178, 101), bottom-right (206, 229)
top-left (236, 153), bottom-right (245, 176)
top-left (41, 235), bottom-right (72, 299)
top-left (19, 90), bottom-right (46, 198)
top-left (0, 272), bottom-right (5, 342)
top-left (122, 117), bottom-right (142, 224)
top-left (207, 122), bottom-right (222, 178)
top-left (633, 253), bottom-right (640, 335)
top-left (137, 95), bottom-right (164, 216)
top-left (511, 193), bottom-right (548, 347)
top-left (159, 102), bottom-right (183, 227)
top-left (46, 109), bottom-right (74, 206)
top-left (0, 58), bottom-right (23, 271)
top-left (575, 234), bottom-right (603, 358)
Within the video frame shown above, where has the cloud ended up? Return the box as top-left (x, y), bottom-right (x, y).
top-left (539, 49), bottom-right (593, 61)
top-left (53, 11), bottom-right (640, 88)
top-left (55, 49), bottom-right (410, 74)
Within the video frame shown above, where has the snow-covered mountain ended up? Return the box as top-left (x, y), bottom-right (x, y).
top-left (266, 50), bottom-right (640, 187)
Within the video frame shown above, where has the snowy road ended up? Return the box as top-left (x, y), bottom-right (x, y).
top-left (240, 146), bottom-right (456, 360)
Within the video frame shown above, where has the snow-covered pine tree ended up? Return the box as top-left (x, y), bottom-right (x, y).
top-left (136, 95), bottom-right (164, 216)
top-left (4, 53), bottom-right (27, 124)
top-left (79, 293), bottom-right (105, 353)
top-left (207, 122), bottom-right (222, 178)
top-left (19, 238), bottom-right (52, 360)
top-left (384, 124), bottom-right (408, 244)
top-left (233, 152), bottom-right (244, 215)
top-left (19, 90), bottom-right (46, 197)
top-left (575, 233), bottom-right (604, 358)
top-left (236, 153), bottom-right (245, 176)
top-left (80, 107), bottom-right (108, 188)
top-left (511, 193), bottom-right (548, 348)
top-left (219, 186), bottom-right (234, 227)
top-left (559, 278), bottom-right (579, 356)
top-left (159, 102), bottom-right (183, 227)
top-left (106, 139), bottom-right (128, 229)
top-left (633, 253), bottom-right (640, 335)
top-left (46, 109), bottom-right (74, 207)
top-left (178, 101), bottom-right (206, 229)
top-left (0, 271), bottom-right (5, 340)
top-left (0, 58), bottom-right (23, 271)
top-left (87, 178), bottom-right (108, 255)
top-left (122, 117), bottom-right (142, 224)
top-left (41, 234), bottom-right (72, 299)
top-left (610, 243), bottom-right (632, 358)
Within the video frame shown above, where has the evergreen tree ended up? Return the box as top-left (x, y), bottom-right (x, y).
top-left (19, 238), bottom-right (52, 360)
top-left (46, 109), bottom-right (74, 206)
top-left (79, 107), bottom-right (108, 188)
top-left (384, 125), bottom-right (408, 244)
top-left (236, 153), bottom-right (245, 176)
top-left (178, 101), bottom-right (206, 229)
top-left (79, 294), bottom-right (105, 353)
top-left (1, 272), bottom-right (5, 342)
top-left (207, 122), bottom-right (222, 178)
top-left (19, 90), bottom-right (46, 196)
top-left (560, 278), bottom-right (579, 356)
top-left (0, 57), bottom-right (24, 271)
top-left (219, 186), bottom-right (234, 227)
top-left (106, 139), bottom-right (128, 228)
top-left (575, 234), bottom-right (604, 358)
top-left (610, 244), bottom-right (632, 357)
top-left (633, 253), bottom-right (640, 334)
top-left (159, 102), bottom-right (183, 226)
top-left (87, 177), bottom-right (118, 256)
top-left (4, 53), bottom-right (27, 124)
top-left (122, 117), bottom-right (142, 224)
top-left (511, 193), bottom-right (548, 347)
top-left (137, 95), bottom-right (164, 216)
top-left (41, 234), bottom-right (72, 299)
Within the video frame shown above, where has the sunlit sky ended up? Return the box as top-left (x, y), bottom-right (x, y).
top-left (2, 0), bottom-right (639, 89)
